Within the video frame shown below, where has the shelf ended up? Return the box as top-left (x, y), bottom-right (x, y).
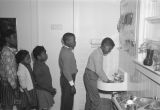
top-left (145, 16), bottom-right (160, 23)
top-left (134, 60), bottom-right (160, 84)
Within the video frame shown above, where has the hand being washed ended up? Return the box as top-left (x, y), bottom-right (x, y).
top-left (107, 80), bottom-right (114, 83)
top-left (103, 79), bottom-right (114, 83)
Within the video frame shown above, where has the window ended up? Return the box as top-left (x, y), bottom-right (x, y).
top-left (138, 0), bottom-right (160, 65)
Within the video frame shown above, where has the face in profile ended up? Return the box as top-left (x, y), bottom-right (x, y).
top-left (66, 36), bottom-right (76, 49)
top-left (38, 51), bottom-right (48, 62)
top-left (102, 45), bottom-right (113, 55)
top-left (23, 54), bottom-right (31, 64)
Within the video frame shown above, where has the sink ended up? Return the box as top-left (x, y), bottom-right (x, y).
top-left (143, 100), bottom-right (160, 110)
top-left (97, 68), bottom-right (128, 91)
top-left (113, 93), bottom-right (160, 110)
top-left (136, 98), bottom-right (160, 110)
top-left (135, 97), bottom-right (153, 109)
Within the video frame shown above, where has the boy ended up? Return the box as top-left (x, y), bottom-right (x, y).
top-left (59, 33), bottom-right (78, 110)
top-left (83, 37), bottom-right (115, 110)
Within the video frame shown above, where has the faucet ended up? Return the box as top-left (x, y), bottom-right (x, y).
top-left (154, 96), bottom-right (158, 101)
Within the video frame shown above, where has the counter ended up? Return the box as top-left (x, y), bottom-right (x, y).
top-left (134, 60), bottom-right (160, 85)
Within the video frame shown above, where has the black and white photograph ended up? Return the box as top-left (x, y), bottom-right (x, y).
top-left (0, 0), bottom-right (160, 110)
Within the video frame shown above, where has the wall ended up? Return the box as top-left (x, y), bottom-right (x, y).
top-left (133, 67), bottom-right (160, 98)
top-left (0, 0), bottom-right (38, 53)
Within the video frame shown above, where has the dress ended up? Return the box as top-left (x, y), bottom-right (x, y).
top-left (33, 61), bottom-right (55, 109)
top-left (0, 46), bottom-right (17, 106)
top-left (17, 63), bottom-right (37, 108)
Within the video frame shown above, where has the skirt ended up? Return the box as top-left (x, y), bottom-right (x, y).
top-left (0, 80), bottom-right (15, 106)
top-left (18, 89), bottom-right (38, 109)
top-left (36, 89), bottom-right (54, 109)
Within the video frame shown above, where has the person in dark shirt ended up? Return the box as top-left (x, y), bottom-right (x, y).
top-left (32, 46), bottom-right (56, 110)
top-left (59, 33), bottom-right (78, 110)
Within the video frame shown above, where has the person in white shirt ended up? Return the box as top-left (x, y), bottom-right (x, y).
top-left (83, 37), bottom-right (115, 110)
top-left (103, 33), bottom-right (120, 80)
top-left (16, 50), bottom-right (37, 110)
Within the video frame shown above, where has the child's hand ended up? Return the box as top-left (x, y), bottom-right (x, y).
top-left (70, 85), bottom-right (76, 95)
top-left (51, 88), bottom-right (56, 97)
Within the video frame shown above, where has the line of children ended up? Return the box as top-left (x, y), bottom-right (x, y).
top-left (15, 46), bottom-right (56, 110)
top-left (1, 31), bottom-right (114, 110)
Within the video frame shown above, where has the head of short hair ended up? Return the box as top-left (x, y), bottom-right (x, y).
top-left (101, 37), bottom-right (115, 48)
top-left (62, 33), bottom-right (75, 45)
top-left (32, 46), bottom-right (46, 60)
top-left (1, 29), bottom-right (16, 45)
top-left (16, 50), bottom-right (29, 64)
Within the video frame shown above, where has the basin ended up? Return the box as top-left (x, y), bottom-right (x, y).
top-left (113, 95), bottom-right (155, 110)
top-left (143, 100), bottom-right (160, 110)
top-left (97, 68), bottom-right (128, 91)
top-left (136, 97), bottom-right (153, 109)
top-left (134, 98), bottom-right (160, 110)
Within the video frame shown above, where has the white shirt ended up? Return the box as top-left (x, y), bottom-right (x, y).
top-left (103, 33), bottom-right (120, 80)
top-left (17, 63), bottom-right (33, 91)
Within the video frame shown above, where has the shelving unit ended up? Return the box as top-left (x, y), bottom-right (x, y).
top-left (134, 60), bottom-right (160, 84)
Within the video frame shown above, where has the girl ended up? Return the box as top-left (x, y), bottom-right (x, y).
top-left (32, 46), bottom-right (56, 110)
top-left (0, 29), bottom-right (17, 110)
top-left (15, 50), bottom-right (37, 110)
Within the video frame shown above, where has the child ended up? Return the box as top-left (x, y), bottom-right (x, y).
top-left (83, 37), bottom-right (115, 110)
top-left (15, 50), bottom-right (37, 110)
top-left (0, 29), bottom-right (17, 110)
top-left (32, 46), bottom-right (56, 110)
